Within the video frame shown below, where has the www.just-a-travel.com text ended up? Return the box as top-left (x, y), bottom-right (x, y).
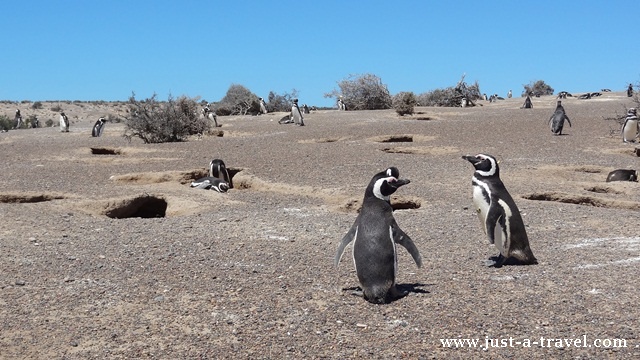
top-left (440, 335), bottom-right (630, 350)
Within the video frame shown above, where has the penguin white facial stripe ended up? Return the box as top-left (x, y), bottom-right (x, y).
top-left (475, 155), bottom-right (497, 177)
top-left (373, 176), bottom-right (397, 201)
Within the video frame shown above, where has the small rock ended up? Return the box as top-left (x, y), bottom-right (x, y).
top-left (153, 295), bottom-right (165, 302)
top-left (15, 280), bottom-right (26, 286)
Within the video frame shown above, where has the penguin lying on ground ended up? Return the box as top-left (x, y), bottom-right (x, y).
top-left (463, 154), bottom-right (538, 267)
top-left (190, 177), bottom-right (230, 192)
top-left (335, 167), bottom-right (422, 304)
top-left (606, 169), bottom-right (638, 182)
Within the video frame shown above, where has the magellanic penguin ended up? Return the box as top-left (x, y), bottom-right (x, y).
top-left (202, 104), bottom-right (219, 128)
top-left (59, 112), bottom-right (69, 132)
top-left (92, 118), bottom-right (106, 137)
top-left (209, 158), bottom-right (232, 188)
top-left (606, 169), bottom-right (638, 182)
top-left (621, 108), bottom-right (638, 143)
top-left (190, 177), bottom-right (230, 192)
top-left (290, 99), bottom-right (305, 126)
top-left (463, 154), bottom-right (538, 267)
top-left (548, 100), bottom-right (571, 135)
top-left (335, 167), bottom-right (422, 304)
top-left (259, 98), bottom-right (267, 115)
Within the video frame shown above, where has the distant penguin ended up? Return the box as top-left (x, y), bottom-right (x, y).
top-left (190, 177), bottom-right (230, 192)
top-left (31, 116), bottom-right (39, 128)
top-left (290, 99), bottom-right (304, 126)
top-left (461, 97), bottom-right (467, 108)
top-left (606, 169), bottom-right (638, 182)
top-left (622, 108), bottom-right (638, 143)
top-left (335, 167), bottom-right (422, 304)
top-left (92, 117), bottom-right (106, 137)
top-left (59, 112), bottom-right (69, 132)
top-left (507, 90), bottom-right (512, 98)
top-left (628, 83), bottom-right (634, 97)
top-left (202, 104), bottom-right (219, 127)
top-left (302, 104), bottom-right (310, 114)
top-left (463, 154), bottom-right (538, 267)
top-left (259, 98), bottom-right (267, 115)
top-left (548, 100), bottom-right (571, 135)
top-left (521, 95), bottom-right (533, 109)
top-left (338, 97), bottom-right (346, 111)
top-left (14, 109), bottom-right (22, 129)
top-left (209, 158), bottom-right (232, 188)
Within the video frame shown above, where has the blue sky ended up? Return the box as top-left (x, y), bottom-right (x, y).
top-left (2, 1), bottom-right (638, 107)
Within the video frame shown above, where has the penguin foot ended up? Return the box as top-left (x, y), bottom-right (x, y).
top-left (484, 254), bottom-right (506, 268)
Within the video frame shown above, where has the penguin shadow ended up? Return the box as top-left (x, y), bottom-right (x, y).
top-left (484, 255), bottom-right (538, 268)
top-left (342, 283), bottom-right (430, 304)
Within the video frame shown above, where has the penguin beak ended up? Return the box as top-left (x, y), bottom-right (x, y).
top-left (389, 178), bottom-right (410, 189)
top-left (462, 155), bottom-right (481, 165)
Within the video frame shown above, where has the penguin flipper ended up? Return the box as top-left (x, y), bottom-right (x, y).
top-left (565, 115), bottom-right (572, 127)
top-left (484, 203), bottom-right (503, 245)
top-left (392, 223), bottom-right (422, 268)
top-left (334, 223), bottom-right (358, 266)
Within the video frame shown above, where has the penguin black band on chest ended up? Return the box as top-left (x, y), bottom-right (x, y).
top-left (463, 154), bottom-right (537, 267)
top-left (334, 167), bottom-right (422, 304)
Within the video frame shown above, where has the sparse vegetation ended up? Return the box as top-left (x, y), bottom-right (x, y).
top-left (45, 119), bottom-right (54, 127)
top-left (215, 84), bottom-right (260, 116)
top-left (123, 93), bottom-right (210, 144)
top-left (51, 104), bottom-right (63, 112)
top-left (266, 89), bottom-right (299, 112)
top-left (0, 115), bottom-right (11, 131)
top-left (392, 91), bottom-right (417, 116)
top-left (416, 75), bottom-right (483, 107)
top-left (325, 73), bottom-right (392, 111)
top-left (522, 80), bottom-right (554, 97)
top-left (31, 101), bottom-right (43, 110)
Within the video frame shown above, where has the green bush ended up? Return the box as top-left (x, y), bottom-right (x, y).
top-left (325, 73), bottom-right (392, 111)
top-left (45, 119), bottom-right (54, 127)
top-left (32, 101), bottom-right (43, 110)
top-left (124, 93), bottom-right (209, 143)
top-left (51, 104), bottom-right (63, 112)
top-left (392, 92), bottom-right (417, 116)
top-left (522, 80), bottom-right (554, 97)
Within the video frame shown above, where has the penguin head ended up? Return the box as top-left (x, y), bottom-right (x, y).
top-left (214, 181), bottom-right (230, 193)
top-left (463, 154), bottom-right (500, 177)
top-left (366, 167), bottom-right (410, 201)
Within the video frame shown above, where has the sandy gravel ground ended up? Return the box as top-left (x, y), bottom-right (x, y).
top-left (1, 92), bottom-right (639, 359)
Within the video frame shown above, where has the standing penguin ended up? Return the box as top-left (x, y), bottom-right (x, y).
top-left (14, 109), bottom-right (22, 129)
top-left (548, 100), bottom-right (571, 135)
top-left (621, 108), bottom-right (638, 143)
top-left (507, 90), bottom-right (512, 98)
top-left (290, 99), bottom-right (305, 126)
top-left (335, 167), bottom-right (422, 304)
top-left (521, 95), bottom-right (533, 109)
top-left (462, 154), bottom-right (538, 267)
top-left (338, 97), bottom-right (346, 111)
top-left (92, 117), bottom-right (106, 137)
top-left (202, 104), bottom-right (219, 128)
top-left (259, 98), bottom-right (268, 115)
top-left (59, 112), bottom-right (69, 132)
top-left (209, 158), bottom-right (232, 188)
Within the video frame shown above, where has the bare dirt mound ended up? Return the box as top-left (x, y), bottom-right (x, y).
top-left (110, 169), bottom-right (209, 185)
top-left (0, 192), bottom-right (67, 203)
top-left (522, 191), bottom-right (640, 210)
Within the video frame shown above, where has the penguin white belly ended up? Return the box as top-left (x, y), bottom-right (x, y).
top-left (472, 185), bottom-right (491, 233)
top-left (623, 119), bottom-right (638, 142)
